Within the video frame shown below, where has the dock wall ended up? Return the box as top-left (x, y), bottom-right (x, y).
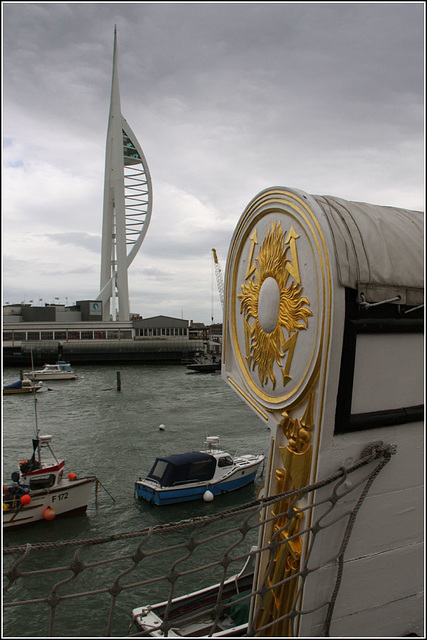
top-left (3, 339), bottom-right (205, 366)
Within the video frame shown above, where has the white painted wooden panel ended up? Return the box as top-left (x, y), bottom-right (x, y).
top-left (299, 542), bottom-right (424, 636)
top-left (333, 542), bottom-right (424, 617)
top-left (328, 421), bottom-right (424, 496)
top-left (308, 484), bottom-right (424, 565)
top-left (351, 333), bottom-right (423, 413)
top-left (297, 419), bottom-right (424, 637)
top-left (311, 592), bottom-right (424, 637)
top-left (307, 421), bottom-right (424, 567)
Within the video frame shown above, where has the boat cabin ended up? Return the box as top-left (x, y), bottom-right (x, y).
top-left (146, 452), bottom-right (227, 487)
top-left (19, 435), bottom-right (65, 489)
top-left (44, 362), bottom-right (73, 372)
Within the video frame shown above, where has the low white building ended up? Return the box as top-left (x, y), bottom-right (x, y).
top-left (133, 315), bottom-right (189, 339)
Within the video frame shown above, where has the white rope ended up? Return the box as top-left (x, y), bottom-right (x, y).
top-left (404, 304), bottom-right (424, 314)
top-left (359, 292), bottom-right (401, 308)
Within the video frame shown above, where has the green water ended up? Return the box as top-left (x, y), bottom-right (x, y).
top-left (2, 364), bottom-right (269, 637)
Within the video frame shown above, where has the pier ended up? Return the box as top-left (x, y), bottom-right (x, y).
top-left (3, 338), bottom-right (205, 367)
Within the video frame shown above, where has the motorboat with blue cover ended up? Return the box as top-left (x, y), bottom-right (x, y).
top-left (135, 437), bottom-right (264, 505)
top-left (3, 379), bottom-right (43, 395)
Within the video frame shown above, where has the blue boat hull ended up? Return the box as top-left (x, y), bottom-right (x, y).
top-left (135, 469), bottom-right (258, 505)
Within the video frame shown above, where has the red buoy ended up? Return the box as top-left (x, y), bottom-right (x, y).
top-left (68, 472), bottom-right (77, 480)
top-left (43, 506), bottom-right (56, 521)
top-left (20, 494), bottom-right (31, 505)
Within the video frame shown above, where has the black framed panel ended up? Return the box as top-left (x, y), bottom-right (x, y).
top-left (334, 289), bottom-right (424, 435)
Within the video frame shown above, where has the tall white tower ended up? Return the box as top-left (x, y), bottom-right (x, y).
top-left (97, 27), bottom-right (152, 321)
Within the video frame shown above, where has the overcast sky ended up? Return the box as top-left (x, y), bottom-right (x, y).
top-left (2, 2), bottom-right (424, 324)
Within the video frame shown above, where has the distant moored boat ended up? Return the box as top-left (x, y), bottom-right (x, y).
top-left (3, 379), bottom-right (43, 395)
top-left (135, 436), bottom-right (264, 505)
top-left (24, 361), bottom-right (77, 381)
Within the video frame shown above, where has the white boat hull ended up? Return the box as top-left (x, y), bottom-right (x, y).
top-left (27, 372), bottom-right (76, 381)
top-left (3, 477), bottom-right (95, 529)
top-left (24, 362), bottom-right (77, 381)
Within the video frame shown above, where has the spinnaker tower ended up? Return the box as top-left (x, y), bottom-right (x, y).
top-left (97, 27), bottom-right (152, 321)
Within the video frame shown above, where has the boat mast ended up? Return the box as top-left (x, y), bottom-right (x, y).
top-left (33, 392), bottom-right (41, 462)
top-left (30, 346), bottom-right (41, 461)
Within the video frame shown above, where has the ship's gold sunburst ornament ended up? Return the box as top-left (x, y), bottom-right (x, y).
top-left (237, 221), bottom-right (312, 390)
top-left (225, 187), bottom-right (333, 637)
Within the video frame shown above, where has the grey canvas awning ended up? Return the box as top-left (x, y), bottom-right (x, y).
top-left (312, 195), bottom-right (424, 306)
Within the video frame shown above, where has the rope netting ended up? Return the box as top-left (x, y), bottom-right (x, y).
top-left (3, 441), bottom-right (395, 638)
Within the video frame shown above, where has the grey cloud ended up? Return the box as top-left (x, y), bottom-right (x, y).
top-left (46, 232), bottom-right (101, 253)
top-left (2, 3), bottom-right (424, 323)
top-left (3, 254), bottom-right (98, 279)
top-left (130, 266), bottom-right (174, 280)
top-left (39, 265), bottom-right (98, 277)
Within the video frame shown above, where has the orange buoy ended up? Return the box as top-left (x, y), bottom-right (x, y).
top-left (68, 472), bottom-right (77, 480)
top-left (43, 506), bottom-right (56, 521)
top-left (20, 494), bottom-right (31, 505)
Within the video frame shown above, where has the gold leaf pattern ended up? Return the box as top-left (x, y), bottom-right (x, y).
top-left (238, 221), bottom-right (312, 390)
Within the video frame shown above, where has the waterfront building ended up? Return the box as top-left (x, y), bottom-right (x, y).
top-left (188, 322), bottom-right (206, 338)
top-left (209, 323), bottom-right (223, 340)
top-left (3, 301), bottom-right (103, 324)
top-left (134, 315), bottom-right (188, 339)
top-left (97, 27), bottom-right (153, 321)
top-left (2, 304), bottom-right (203, 366)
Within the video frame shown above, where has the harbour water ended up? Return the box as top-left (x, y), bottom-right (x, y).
top-left (2, 363), bottom-right (269, 637)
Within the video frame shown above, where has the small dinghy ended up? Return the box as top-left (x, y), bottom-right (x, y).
top-left (131, 550), bottom-right (255, 637)
top-left (135, 436), bottom-right (264, 505)
top-left (186, 354), bottom-right (221, 373)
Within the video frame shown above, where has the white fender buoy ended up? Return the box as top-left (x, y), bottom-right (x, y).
top-left (203, 490), bottom-right (214, 502)
top-left (159, 424), bottom-right (165, 431)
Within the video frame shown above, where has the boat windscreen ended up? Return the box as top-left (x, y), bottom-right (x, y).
top-left (58, 363), bottom-right (72, 371)
top-left (150, 459), bottom-right (168, 480)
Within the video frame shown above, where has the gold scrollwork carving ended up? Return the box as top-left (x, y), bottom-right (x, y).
top-left (256, 393), bottom-right (316, 636)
